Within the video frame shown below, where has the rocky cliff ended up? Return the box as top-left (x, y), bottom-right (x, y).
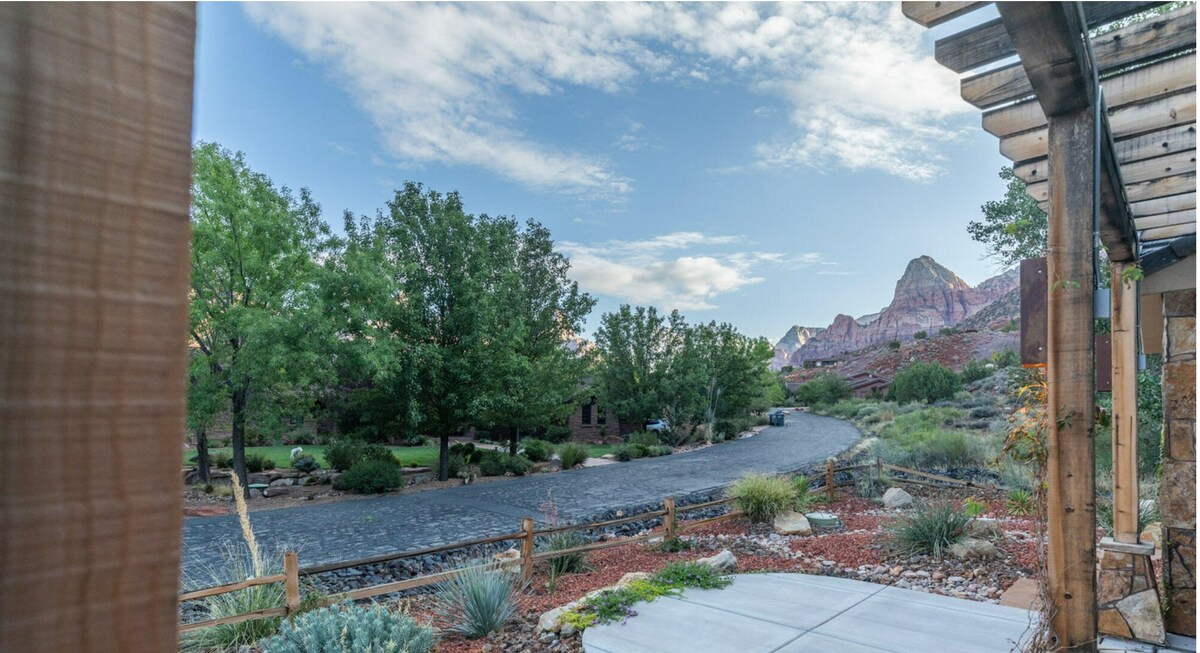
top-left (770, 325), bottom-right (824, 370)
top-left (781, 256), bottom-right (1018, 366)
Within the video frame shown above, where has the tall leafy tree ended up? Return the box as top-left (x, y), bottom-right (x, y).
top-left (592, 305), bottom-right (687, 427)
top-left (967, 167), bottom-right (1048, 268)
top-left (189, 142), bottom-right (333, 493)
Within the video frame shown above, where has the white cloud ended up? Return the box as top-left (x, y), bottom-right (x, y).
top-left (560, 232), bottom-right (824, 310)
top-left (247, 2), bottom-right (968, 193)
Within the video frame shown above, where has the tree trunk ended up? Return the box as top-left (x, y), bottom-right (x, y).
top-left (509, 428), bottom-right (519, 456)
top-left (231, 386), bottom-right (249, 497)
top-left (195, 426), bottom-right (211, 486)
top-left (438, 433), bottom-right (450, 481)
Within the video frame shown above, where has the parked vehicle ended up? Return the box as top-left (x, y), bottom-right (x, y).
top-left (644, 419), bottom-right (670, 433)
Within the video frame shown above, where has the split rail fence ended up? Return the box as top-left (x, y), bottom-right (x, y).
top-left (178, 460), bottom-right (967, 633)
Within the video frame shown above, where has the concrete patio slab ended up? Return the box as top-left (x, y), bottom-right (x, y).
top-left (583, 573), bottom-right (1038, 653)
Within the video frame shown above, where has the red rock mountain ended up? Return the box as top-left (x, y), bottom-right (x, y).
top-left (778, 256), bottom-right (1018, 367)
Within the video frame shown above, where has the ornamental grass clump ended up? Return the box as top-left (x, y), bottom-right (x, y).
top-left (257, 602), bottom-right (437, 653)
top-left (889, 500), bottom-right (970, 559)
top-left (431, 561), bottom-right (524, 639)
top-left (727, 473), bottom-right (796, 523)
top-left (556, 442), bottom-right (589, 468)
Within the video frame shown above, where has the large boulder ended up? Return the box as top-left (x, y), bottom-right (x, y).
top-left (883, 487), bottom-right (914, 509)
top-left (269, 477), bottom-right (295, 487)
top-left (949, 537), bottom-right (1000, 560)
top-left (774, 511), bottom-right (812, 536)
top-left (696, 549), bottom-right (737, 572)
top-left (538, 604), bottom-right (575, 634)
top-left (262, 487), bottom-right (289, 498)
top-left (967, 518), bottom-right (1004, 539)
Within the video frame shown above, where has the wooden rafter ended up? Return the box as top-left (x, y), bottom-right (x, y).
top-left (900, 1), bottom-right (990, 28)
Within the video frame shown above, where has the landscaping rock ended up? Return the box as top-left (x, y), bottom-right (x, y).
top-left (967, 518), bottom-right (1004, 539)
top-left (493, 548), bottom-right (521, 570)
top-left (538, 605), bottom-right (574, 633)
top-left (263, 487), bottom-right (290, 498)
top-left (247, 473), bottom-right (270, 485)
top-left (248, 489), bottom-right (263, 499)
top-left (616, 572), bottom-right (650, 587)
top-left (882, 487), bottom-right (913, 509)
top-left (269, 477), bottom-right (295, 487)
top-left (773, 511), bottom-right (812, 536)
top-left (696, 549), bottom-right (737, 572)
top-left (949, 538), bottom-right (1000, 560)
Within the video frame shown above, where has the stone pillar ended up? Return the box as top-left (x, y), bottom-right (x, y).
top-left (1160, 289), bottom-right (1196, 636)
top-left (1096, 539), bottom-right (1165, 643)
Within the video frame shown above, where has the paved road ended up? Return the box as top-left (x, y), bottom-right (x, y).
top-left (181, 412), bottom-right (859, 575)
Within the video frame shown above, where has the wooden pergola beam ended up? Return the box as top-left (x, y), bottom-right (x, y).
top-left (1111, 263), bottom-right (1140, 544)
top-left (996, 3), bottom-right (1101, 649)
top-left (900, 1), bottom-right (990, 28)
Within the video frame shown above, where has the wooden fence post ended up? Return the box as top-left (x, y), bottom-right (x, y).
top-left (520, 518), bottom-right (535, 582)
top-left (664, 498), bottom-right (677, 540)
top-left (826, 460), bottom-right (835, 501)
top-left (284, 551), bottom-right (300, 616)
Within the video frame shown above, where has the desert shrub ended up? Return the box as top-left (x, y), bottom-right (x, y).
top-left (890, 362), bottom-right (961, 404)
top-left (432, 562), bottom-right (523, 638)
top-left (968, 405), bottom-right (999, 419)
top-left (244, 452), bottom-right (275, 473)
top-left (888, 340), bottom-right (901, 350)
top-left (181, 546), bottom-right (286, 651)
top-left (714, 417), bottom-right (754, 437)
top-left (1006, 489), bottom-right (1034, 516)
top-left (520, 439), bottom-right (552, 463)
top-left (991, 349), bottom-right (1020, 368)
top-left (258, 602), bottom-right (437, 653)
top-left (359, 443), bottom-right (399, 466)
top-left (504, 454), bottom-right (533, 476)
top-left (890, 501), bottom-right (969, 559)
top-left (537, 531), bottom-right (590, 577)
top-left (654, 537), bottom-right (694, 553)
top-left (477, 452), bottom-right (532, 477)
top-left (939, 327), bottom-right (958, 336)
top-left (914, 331), bottom-right (928, 340)
top-left (323, 440), bottom-right (363, 471)
top-left (876, 427), bottom-right (992, 469)
top-left (291, 454), bottom-right (320, 473)
top-left (613, 444), bottom-right (643, 462)
top-left (959, 359), bottom-right (993, 385)
top-left (794, 372), bottom-right (852, 407)
top-left (557, 442), bottom-right (590, 469)
top-left (627, 431), bottom-right (662, 447)
top-left (448, 454), bottom-right (467, 478)
top-left (208, 451), bottom-right (233, 468)
top-left (727, 473), bottom-right (796, 523)
top-left (334, 460), bottom-right (403, 494)
top-left (646, 445), bottom-right (673, 457)
top-left (450, 442), bottom-right (483, 464)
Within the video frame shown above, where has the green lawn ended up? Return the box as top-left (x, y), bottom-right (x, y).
top-left (184, 442), bottom-right (618, 470)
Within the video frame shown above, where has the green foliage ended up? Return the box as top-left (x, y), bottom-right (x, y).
top-left (888, 340), bottom-right (901, 350)
top-left (991, 349), bottom-right (1020, 368)
top-left (939, 327), bottom-right (958, 337)
top-left (968, 167), bottom-right (1047, 267)
top-left (292, 454), bottom-right (320, 473)
top-left (646, 445), bottom-right (673, 457)
top-left (477, 452), bottom-right (533, 476)
top-left (627, 431), bottom-right (662, 447)
top-left (520, 439), bottom-right (552, 463)
top-left (244, 452), bottom-right (276, 473)
top-left (556, 442), bottom-right (590, 469)
top-left (258, 602), bottom-right (437, 653)
top-left (613, 444), bottom-right (647, 462)
top-left (651, 561), bottom-right (732, 590)
top-left (714, 416), bottom-right (755, 437)
top-left (889, 362), bottom-right (961, 404)
top-left (959, 359), bottom-right (993, 385)
top-left (792, 475), bottom-right (815, 512)
top-left (542, 425), bottom-right (573, 444)
top-left (563, 562), bottom-right (731, 632)
top-left (180, 544), bottom-right (286, 653)
top-left (536, 531), bottom-right (590, 578)
top-left (448, 453), bottom-right (467, 478)
top-left (890, 501), bottom-right (970, 559)
top-left (1006, 490), bottom-right (1034, 516)
top-left (208, 451), bottom-right (234, 469)
top-left (324, 440), bottom-right (364, 472)
top-left (728, 473), bottom-right (796, 523)
top-left (449, 442), bottom-right (483, 464)
top-left (874, 407), bottom-right (997, 469)
top-left (964, 496), bottom-right (987, 519)
top-left (793, 372), bottom-right (852, 407)
top-left (654, 537), bottom-right (694, 553)
top-left (334, 460), bottom-right (403, 494)
top-left (913, 331), bottom-right (928, 340)
top-left (432, 562), bottom-right (523, 639)
top-left (999, 318), bottom-right (1019, 333)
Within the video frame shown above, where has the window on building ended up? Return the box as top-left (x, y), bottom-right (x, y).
top-left (582, 402), bottom-right (592, 425)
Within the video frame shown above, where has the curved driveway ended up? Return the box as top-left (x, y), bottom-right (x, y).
top-left (181, 412), bottom-right (859, 574)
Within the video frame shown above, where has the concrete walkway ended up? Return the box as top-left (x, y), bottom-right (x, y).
top-left (582, 573), bottom-right (1037, 653)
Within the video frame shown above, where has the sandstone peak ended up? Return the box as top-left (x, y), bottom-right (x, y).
top-left (775, 325), bottom-right (824, 353)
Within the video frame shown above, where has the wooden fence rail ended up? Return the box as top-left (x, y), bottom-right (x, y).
top-left (177, 460), bottom-right (886, 633)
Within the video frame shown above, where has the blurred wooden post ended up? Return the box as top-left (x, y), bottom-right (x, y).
top-left (1110, 263), bottom-right (1140, 543)
top-left (284, 552), bottom-right (301, 615)
top-left (826, 460), bottom-right (836, 501)
top-left (0, 4), bottom-right (196, 652)
top-left (520, 518), bottom-right (535, 582)
top-left (664, 498), bottom-right (677, 540)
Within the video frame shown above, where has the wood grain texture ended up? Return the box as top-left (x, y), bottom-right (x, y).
top-left (0, 4), bottom-right (195, 652)
top-left (1110, 263), bottom-right (1140, 544)
top-left (901, 1), bottom-right (989, 27)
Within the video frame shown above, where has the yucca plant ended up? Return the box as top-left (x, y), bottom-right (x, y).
top-left (257, 602), bottom-right (437, 653)
top-left (431, 561), bottom-right (525, 638)
top-left (537, 530), bottom-right (590, 577)
top-left (556, 442), bottom-right (590, 469)
top-left (1005, 489), bottom-right (1034, 516)
top-left (890, 500), bottom-right (970, 559)
top-left (728, 473), bottom-right (796, 523)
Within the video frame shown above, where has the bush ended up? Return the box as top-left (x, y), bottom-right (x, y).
top-left (448, 453), bottom-right (467, 478)
top-left (542, 425), bottom-right (573, 444)
top-left (627, 431), bottom-right (662, 447)
top-left (1006, 489), bottom-right (1034, 516)
top-left (244, 452), bottom-right (275, 473)
top-left (557, 442), bottom-right (590, 469)
top-left (646, 445), bottom-right (673, 457)
top-left (291, 454), bottom-right (320, 473)
top-left (913, 331), bottom-right (928, 340)
top-left (714, 417), bottom-right (754, 437)
top-left (939, 327), bottom-right (958, 336)
top-left (991, 349), bottom-right (1020, 368)
top-left (180, 544), bottom-right (285, 653)
top-left (889, 362), bottom-right (961, 404)
top-left (208, 451), bottom-right (233, 469)
top-left (890, 501), bottom-right (969, 559)
top-left (432, 562), bottom-right (523, 638)
top-left (400, 433), bottom-right (428, 447)
top-left (727, 473), bottom-right (796, 523)
top-left (505, 454), bottom-right (533, 476)
top-left (258, 602), bottom-right (437, 653)
top-left (537, 531), bottom-right (590, 578)
top-left (334, 459), bottom-right (403, 494)
top-left (888, 340), bottom-right (901, 350)
top-left (450, 442), bottom-right (483, 464)
top-left (959, 359), bottom-right (993, 385)
top-left (520, 439), bottom-right (552, 463)
top-left (477, 452), bottom-right (532, 477)
top-left (324, 440), bottom-right (363, 471)
top-left (793, 372), bottom-right (852, 407)
top-left (792, 475), bottom-right (815, 512)
top-left (359, 443), bottom-right (399, 466)
top-left (652, 561), bottom-right (732, 590)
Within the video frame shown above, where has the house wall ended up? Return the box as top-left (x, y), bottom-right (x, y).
top-left (566, 399), bottom-right (632, 443)
top-left (1160, 288), bottom-right (1196, 636)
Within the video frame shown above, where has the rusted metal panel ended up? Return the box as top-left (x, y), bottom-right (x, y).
top-left (1096, 334), bottom-right (1113, 392)
top-left (1021, 257), bottom-right (1048, 366)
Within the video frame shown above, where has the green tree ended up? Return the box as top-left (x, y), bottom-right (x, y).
top-left (189, 142), bottom-right (334, 493)
top-left (592, 305), bottom-right (686, 427)
top-left (967, 167), bottom-right (1047, 267)
top-left (889, 362), bottom-right (961, 404)
top-left (793, 372), bottom-right (852, 406)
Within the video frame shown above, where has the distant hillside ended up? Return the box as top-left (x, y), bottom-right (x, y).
top-left (771, 325), bottom-right (824, 369)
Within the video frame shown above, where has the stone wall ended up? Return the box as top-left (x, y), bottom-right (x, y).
top-left (1160, 288), bottom-right (1196, 636)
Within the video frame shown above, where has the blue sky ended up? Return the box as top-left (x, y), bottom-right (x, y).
top-left (194, 2), bottom-right (1010, 342)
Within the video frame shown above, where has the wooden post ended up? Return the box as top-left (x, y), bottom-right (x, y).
top-left (826, 460), bottom-right (836, 501)
top-left (1110, 262), bottom-right (1140, 544)
top-left (520, 518), bottom-right (535, 582)
top-left (0, 5), bottom-right (196, 652)
top-left (284, 552), bottom-right (301, 615)
top-left (664, 498), bottom-right (677, 540)
top-left (1045, 107), bottom-right (1099, 651)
